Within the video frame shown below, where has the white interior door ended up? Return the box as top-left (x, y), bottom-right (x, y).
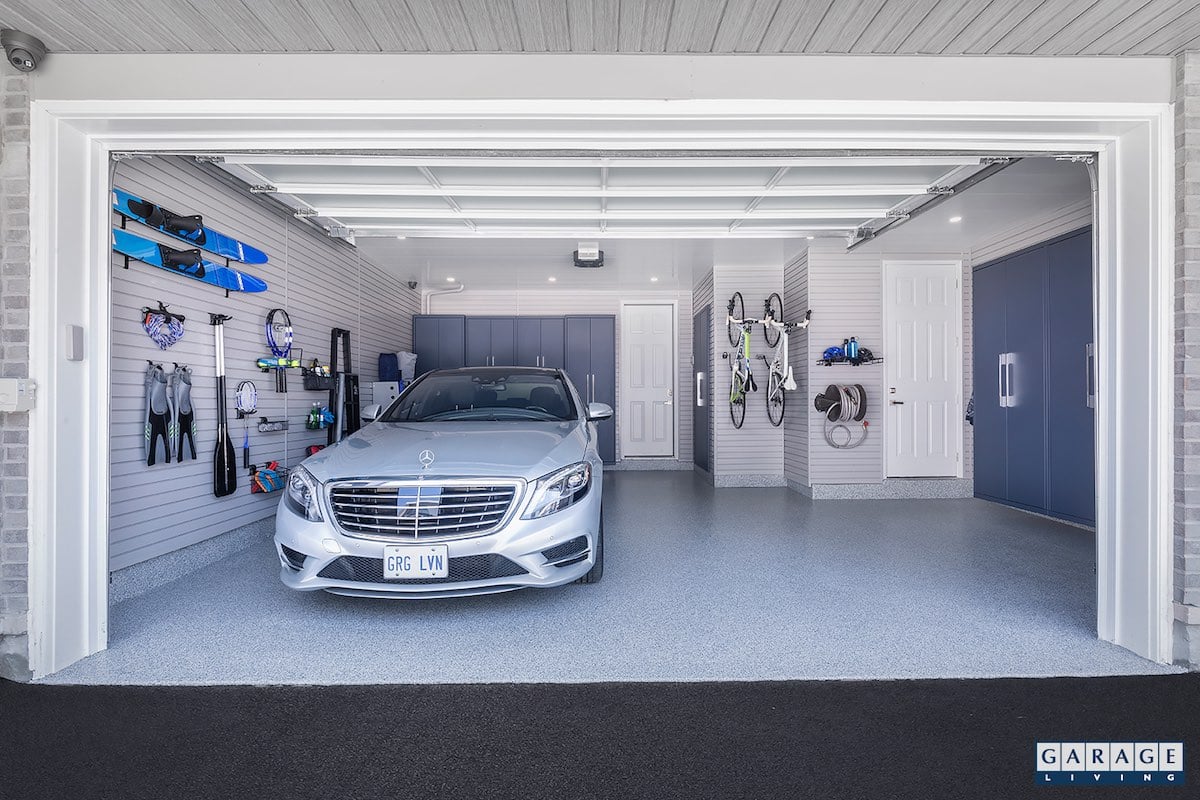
top-left (621, 304), bottom-right (675, 457)
top-left (883, 261), bottom-right (963, 477)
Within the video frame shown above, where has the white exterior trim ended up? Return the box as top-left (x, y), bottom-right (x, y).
top-left (24, 89), bottom-right (1175, 676)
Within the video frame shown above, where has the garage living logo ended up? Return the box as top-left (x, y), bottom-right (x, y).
top-left (1037, 742), bottom-right (1184, 786)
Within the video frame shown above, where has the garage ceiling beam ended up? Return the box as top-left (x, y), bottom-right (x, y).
top-left (348, 226), bottom-right (854, 238)
top-left (259, 183), bottom-right (932, 198)
top-left (217, 154), bottom-right (985, 169)
top-left (309, 207), bottom-right (887, 220)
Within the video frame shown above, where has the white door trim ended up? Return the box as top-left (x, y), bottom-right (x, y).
top-left (881, 260), bottom-right (964, 479)
top-left (24, 94), bottom-right (1173, 677)
top-left (619, 301), bottom-right (679, 460)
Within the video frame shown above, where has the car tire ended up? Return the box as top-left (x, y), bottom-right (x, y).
top-left (578, 512), bottom-right (604, 584)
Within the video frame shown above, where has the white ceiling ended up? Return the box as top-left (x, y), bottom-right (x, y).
top-left (220, 153), bottom-right (985, 241)
top-left (4, 0), bottom-right (1199, 55)
top-left (350, 156), bottom-right (1090, 290)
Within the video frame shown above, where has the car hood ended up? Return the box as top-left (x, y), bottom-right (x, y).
top-left (301, 420), bottom-right (590, 483)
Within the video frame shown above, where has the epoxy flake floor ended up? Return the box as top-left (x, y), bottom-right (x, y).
top-left (47, 472), bottom-right (1179, 684)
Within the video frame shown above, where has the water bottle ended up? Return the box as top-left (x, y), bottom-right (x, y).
top-left (848, 337), bottom-right (859, 361)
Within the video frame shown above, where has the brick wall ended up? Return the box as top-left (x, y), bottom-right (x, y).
top-left (0, 61), bottom-right (31, 680)
top-left (1175, 52), bottom-right (1200, 667)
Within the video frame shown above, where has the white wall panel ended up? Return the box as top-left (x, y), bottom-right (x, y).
top-left (710, 242), bottom-right (785, 481)
top-left (806, 248), bottom-right (886, 484)
top-left (428, 288), bottom-right (692, 462)
top-left (783, 252), bottom-right (810, 488)
top-left (109, 156), bottom-right (417, 570)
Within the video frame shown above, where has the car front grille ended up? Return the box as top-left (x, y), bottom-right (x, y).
top-left (328, 480), bottom-right (521, 540)
top-left (317, 553), bottom-right (528, 585)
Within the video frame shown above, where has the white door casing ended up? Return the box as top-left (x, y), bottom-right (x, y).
top-left (23, 71), bottom-right (1174, 675)
top-left (883, 261), bottom-right (963, 478)
top-left (621, 304), bottom-right (675, 457)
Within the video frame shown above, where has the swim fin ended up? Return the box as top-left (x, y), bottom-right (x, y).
top-left (171, 364), bottom-right (198, 461)
top-left (144, 363), bottom-right (171, 466)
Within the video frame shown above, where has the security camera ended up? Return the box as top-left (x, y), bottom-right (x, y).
top-left (1, 30), bottom-right (47, 73)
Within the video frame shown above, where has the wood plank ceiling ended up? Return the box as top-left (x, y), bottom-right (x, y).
top-left (3, 0), bottom-right (1199, 56)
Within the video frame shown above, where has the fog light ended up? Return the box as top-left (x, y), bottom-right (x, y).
top-left (322, 539), bottom-right (341, 554)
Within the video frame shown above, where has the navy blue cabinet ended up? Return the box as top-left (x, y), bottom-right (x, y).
top-left (1046, 232), bottom-right (1096, 524)
top-left (972, 228), bottom-right (1095, 526)
top-left (465, 317), bottom-right (516, 367)
top-left (972, 264), bottom-right (1008, 501)
top-left (412, 313), bottom-right (616, 462)
top-left (411, 315), bottom-right (465, 374)
top-left (565, 316), bottom-right (617, 462)
top-left (515, 317), bottom-right (565, 368)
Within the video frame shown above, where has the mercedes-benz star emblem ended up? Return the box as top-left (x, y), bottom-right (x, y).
top-left (419, 449), bottom-right (435, 469)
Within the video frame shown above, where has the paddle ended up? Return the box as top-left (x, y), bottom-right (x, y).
top-left (210, 314), bottom-right (237, 497)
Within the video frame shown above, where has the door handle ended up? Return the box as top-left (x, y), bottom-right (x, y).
top-left (665, 387), bottom-right (673, 406)
top-left (696, 372), bottom-right (705, 406)
top-left (1085, 342), bottom-right (1095, 409)
top-left (1007, 354), bottom-right (1015, 406)
top-left (890, 400), bottom-right (905, 405)
top-left (998, 353), bottom-right (1007, 408)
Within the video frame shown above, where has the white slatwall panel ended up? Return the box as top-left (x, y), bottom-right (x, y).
top-left (970, 200), bottom-right (1092, 265)
top-left (711, 264), bottom-right (784, 479)
top-left (427, 288), bottom-right (692, 462)
top-left (806, 249), bottom-right (886, 484)
top-left (783, 252), bottom-right (810, 488)
top-left (110, 156), bottom-right (417, 570)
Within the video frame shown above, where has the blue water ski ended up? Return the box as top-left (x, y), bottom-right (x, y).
top-left (113, 188), bottom-right (269, 265)
top-left (112, 228), bottom-right (269, 293)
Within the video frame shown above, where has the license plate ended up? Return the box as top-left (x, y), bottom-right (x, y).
top-left (383, 545), bottom-right (449, 579)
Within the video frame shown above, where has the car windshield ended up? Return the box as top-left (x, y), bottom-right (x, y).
top-left (382, 369), bottom-right (578, 422)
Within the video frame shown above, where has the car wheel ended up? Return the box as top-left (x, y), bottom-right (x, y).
top-left (578, 512), bottom-right (604, 584)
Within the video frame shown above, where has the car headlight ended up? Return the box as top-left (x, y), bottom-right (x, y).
top-left (285, 466), bottom-right (324, 522)
top-left (523, 462), bottom-right (592, 519)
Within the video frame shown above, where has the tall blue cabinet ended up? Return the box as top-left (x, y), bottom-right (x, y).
top-left (973, 227), bottom-right (1095, 526)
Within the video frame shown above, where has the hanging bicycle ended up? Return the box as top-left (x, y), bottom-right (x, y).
top-left (726, 295), bottom-right (758, 429)
top-left (761, 309), bottom-right (812, 426)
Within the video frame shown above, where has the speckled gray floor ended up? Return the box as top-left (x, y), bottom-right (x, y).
top-left (46, 472), bottom-right (1179, 684)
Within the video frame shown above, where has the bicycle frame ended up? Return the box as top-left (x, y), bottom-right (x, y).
top-left (728, 320), bottom-right (756, 403)
top-left (762, 320), bottom-right (797, 404)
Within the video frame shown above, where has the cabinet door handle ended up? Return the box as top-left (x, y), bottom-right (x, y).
top-left (1007, 354), bottom-right (1015, 406)
top-left (998, 353), bottom-right (1007, 408)
top-left (1086, 342), bottom-right (1095, 409)
top-left (696, 372), bottom-right (705, 406)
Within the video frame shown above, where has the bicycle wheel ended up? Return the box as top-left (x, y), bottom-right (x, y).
top-left (763, 292), bottom-right (783, 347)
top-left (766, 370), bottom-right (785, 427)
top-left (727, 291), bottom-right (744, 347)
top-left (730, 374), bottom-right (747, 429)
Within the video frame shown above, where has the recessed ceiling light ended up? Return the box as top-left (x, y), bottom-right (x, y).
top-left (548, 276), bottom-right (557, 282)
top-left (806, 235), bottom-right (815, 240)
top-left (446, 276), bottom-right (455, 282)
top-left (650, 276), bottom-right (659, 282)
top-left (395, 235), bottom-right (406, 240)
top-left (949, 216), bottom-right (963, 223)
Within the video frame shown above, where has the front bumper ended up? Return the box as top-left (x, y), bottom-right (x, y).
top-left (272, 478), bottom-right (601, 598)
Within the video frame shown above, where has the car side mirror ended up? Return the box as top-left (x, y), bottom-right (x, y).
top-left (362, 404), bottom-right (383, 423)
top-left (586, 402), bottom-right (613, 421)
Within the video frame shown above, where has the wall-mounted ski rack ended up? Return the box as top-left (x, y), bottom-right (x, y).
top-left (116, 213), bottom-right (240, 298)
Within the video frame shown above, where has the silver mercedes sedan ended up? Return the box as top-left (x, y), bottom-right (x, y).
top-left (274, 366), bottom-right (609, 598)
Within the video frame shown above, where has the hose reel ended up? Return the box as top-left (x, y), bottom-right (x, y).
top-left (814, 383), bottom-right (869, 449)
